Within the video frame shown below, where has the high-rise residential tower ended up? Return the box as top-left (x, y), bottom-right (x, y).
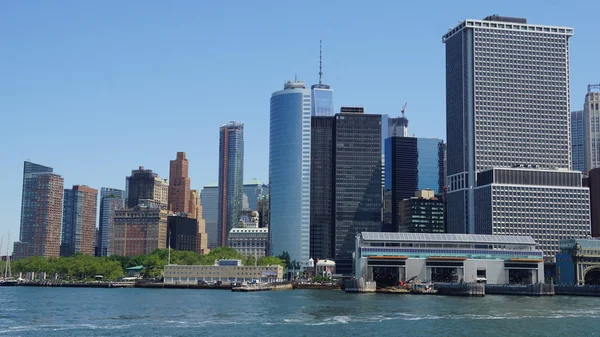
top-left (270, 80), bottom-right (311, 263)
top-left (584, 84), bottom-right (600, 173)
top-left (126, 166), bottom-right (169, 209)
top-left (571, 110), bottom-right (585, 173)
top-left (443, 15), bottom-right (589, 257)
top-left (168, 152), bottom-right (191, 213)
top-left (217, 122), bottom-right (244, 247)
top-left (60, 185), bottom-right (98, 256)
top-left (13, 161), bottom-right (64, 259)
top-left (201, 183), bottom-right (219, 249)
top-left (311, 40), bottom-right (334, 117)
top-left (98, 187), bottom-right (125, 256)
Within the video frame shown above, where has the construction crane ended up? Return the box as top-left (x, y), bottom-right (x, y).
top-left (392, 102), bottom-right (408, 137)
top-left (401, 102), bottom-right (407, 117)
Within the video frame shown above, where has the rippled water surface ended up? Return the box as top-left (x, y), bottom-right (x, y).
top-left (1, 287), bottom-right (600, 336)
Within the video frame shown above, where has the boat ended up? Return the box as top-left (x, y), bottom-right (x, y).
top-left (0, 232), bottom-right (18, 286)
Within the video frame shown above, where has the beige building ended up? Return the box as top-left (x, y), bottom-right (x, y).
top-left (164, 263), bottom-right (283, 284)
top-left (190, 189), bottom-right (209, 254)
top-left (111, 206), bottom-right (169, 256)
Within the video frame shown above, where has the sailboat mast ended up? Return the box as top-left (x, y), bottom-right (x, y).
top-left (168, 229), bottom-right (171, 265)
top-left (4, 232), bottom-right (10, 279)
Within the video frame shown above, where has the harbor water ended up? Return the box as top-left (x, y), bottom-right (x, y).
top-left (1, 287), bottom-right (599, 336)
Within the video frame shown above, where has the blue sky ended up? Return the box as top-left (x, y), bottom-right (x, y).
top-left (1, 1), bottom-right (599, 247)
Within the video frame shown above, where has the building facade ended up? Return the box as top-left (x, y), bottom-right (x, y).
top-left (111, 206), bottom-right (169, 257)
top-left (228, 227), bottom-right (269, 258)
top-left (443, 15), bottom-right (576, 234)
top-left (269, 80), bottom-right (311, 263)
top-left (200, 183), bottom-right (219, 249)
top-left (398, 190), bottom-right (445, 233)
top-left (168, 152), bottom-right (191, 214)
top-left (355, 232), bottom-right (544, 286)
top-left (587, 168), bottom-right (600, 237)
top-left (167, 215), bottom-right (202, 253)
top-left (126, 166), bottom-right (168, 209)
top-left (584, 85), bottom-right (600, 173)
top-left (243, 179), bottom-right (268, 211)
top-left (571, 110), bottom-right (585, 173)
top-left (473, 167), bottom-right (590, 257)
top-left (218, 122), bottom-right (244, 247)
top-left (310, 116), bottom-right (334, 261)
top-left (13, 161), bottom-right (64, 259)
top-left (385, 137), bottom-right (446, 230)
top-left (556, 238), bottom-right (600, 285)
top-left (257, 195), bottom-right (269, 228)
top-left (189, 189), bottom-right (209, 254)
top-left (333, 110), bottom-right (382, 274)
top-left (164, 263), bottom-right (283, 284)
top-left (98, 187), bottom-right (125, 256)
top-left (60, 185), bottom-right (98, 256)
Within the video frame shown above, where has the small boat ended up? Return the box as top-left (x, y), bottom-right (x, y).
top-left (0, 278), bottom-right (18, 286)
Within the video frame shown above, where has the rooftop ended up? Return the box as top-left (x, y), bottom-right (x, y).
top-left (361, 232), bottom-right (537, 246)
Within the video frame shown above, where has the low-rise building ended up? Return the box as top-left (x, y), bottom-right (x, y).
top-left (315, 259), bottom-right (336, 278)
top-left (556, 238), bottom-right (600, 285)
top-left (228, 227), bottom-right (269, 258)
top-left (355, 232), bottom-right (544, 287)
top-left (163, 261), bottom-right (283, 284)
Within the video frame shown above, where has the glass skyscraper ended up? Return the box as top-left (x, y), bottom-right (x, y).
top-left (200, 183), bottom-right (219, 249)
top-left (217, 122), bottom-right (244, 247)
top-left (571, 110), bottom-right (585, 173)
top-left (311, 85), bottom-right (334, 116)
top-left (98, 187), bottom-right (125, 256)
top-left (269, 80), bottom-right (311, 263)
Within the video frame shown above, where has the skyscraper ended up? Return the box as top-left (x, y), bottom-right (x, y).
top-left (60, 185), bottom-right (98, 256)
top-left (444, 15), bottom-right (574, 234)
top-left (584, 84), bottom-right (600, 173)
top-left (168, 152), bottom-right (191, 213)
top-left (311, 40), bottom-right (334, 117)
top-left (189, 189), bottom-right (209, 254)
top-left (243, 179), bottom-right (268, 211)
top-left (385, 137), bottom-right (446, 230)
top-left (443, 15), bottom-right (589, 256)
top-left (126, 166), bottom-right (168, 209)
top-left (571, 110), bottom-right (585, 173)
top-left (269, 80), bottom-right (311, 263)
top-left (332, 109), bottom-right (382, 274)
top-left (13, 161), bottom-right (64, 259)
top-left (217, 122), bottom-right (244, 247)
top-left (200, 183), bottom-right (219, 249)
top-left (98, 187), bottom-right (125, 256)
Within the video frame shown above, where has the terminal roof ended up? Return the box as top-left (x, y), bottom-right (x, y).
top-left (361, 232), bottom-right (536, 245)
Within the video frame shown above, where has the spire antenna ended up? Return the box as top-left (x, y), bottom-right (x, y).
top-left (319, 39), bottom-right (323, 85)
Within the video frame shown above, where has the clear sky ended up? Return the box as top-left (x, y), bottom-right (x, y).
top-left (1, 1), bottom-right (599, 249)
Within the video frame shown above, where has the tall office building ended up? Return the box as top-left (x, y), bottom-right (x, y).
top-left (269, 80), bottom-right (311, 263)
top-left (168, 152), bottom-right (191, 213)
top-left (310, 116), bottom-right (334, 261)
top-left (332, 109), bottom-right (382, 274)
top-left (189, 189), bottom-right (209, 254)
top-left (571, 110), bottom-right (585, 173)
top-left (60, 185), bottom-right (98, 256)
top-left (200, 183), bottom-right (219, 249)
top-left (13, 161), bottom-right (64, 259)
top-left (443, 15), bottom-right (589, 257)
top-left (385, 137), bottom-right (446, 230)
top-left (311, 40), bottom-right (334, 117)
top-left (98, 187), bottom-right (125, 256)
top-left (126, 166), bottom-right (169, 209)
top-left (243, 179), bottom-right (268, 211)
top-left (217, 122), bottom-right (244, 247)
top-left (584, 85), bottom-right (600, 173)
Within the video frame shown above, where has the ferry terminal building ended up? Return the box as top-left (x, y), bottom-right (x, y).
top-left (354, 232), bottom-right (544, 286)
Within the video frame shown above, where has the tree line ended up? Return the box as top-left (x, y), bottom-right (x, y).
top-left (10, 247), bottom-right (286, 281)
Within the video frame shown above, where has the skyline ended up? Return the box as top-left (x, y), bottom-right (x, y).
top-left (2, 1), bottom-right (600, 246)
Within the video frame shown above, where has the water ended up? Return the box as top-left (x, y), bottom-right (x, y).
top-left (1, 287), bottom-right (599, 337)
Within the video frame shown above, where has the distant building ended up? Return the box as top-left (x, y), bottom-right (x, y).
top-left (587, 168), bottom-right (600, 238)
top-left (355, 232), bottom-right (544, 286)
top-left (311, 40), bottom-right (334, 117)
top-left (474, 167), bottom-right (590, 257)
top-left (584, 85), bottom-right (600, 173)
top-left (98, 187), bottom-right (125, 256)
top-left (218, 122), bottom-right (244, 247)
top-left (257, 195), bottom-right (269, 228)
top-left (269, 80), bottom-right (311, 263)
top-left (168, 152), bottom-right (191, 213)
top-left (228, 228), bottom-right (269, 258)
top-left (13, 161), bottom-right (64, 259)
top-left (112, 206), bottom-right (169, 257)
top-left (243, 178), bottom-right (268, 211)
top-left (164, 262), bottom-right (283, 284)
top-left (200, 183), bottom-right (219, 249)
top-left (126, 166), bottom-right (168, 209)
top-left (385, 137), bottom-right (446, 230)
top-left (189, 189), bottom-right (209, 254)
top-left (167, 214), bottom-right (203, 253)
top-left (398, 190), bottom-right (445, 233)
top-left (571, 110), bottom-right (585, 173)
top-left (556, 238), bottom-right (600, 285)
top-left (60, 185), bottom-right (98, 256)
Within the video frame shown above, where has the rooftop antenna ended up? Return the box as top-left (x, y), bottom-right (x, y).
top-left (319, 39), bottom-right (323, 85)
